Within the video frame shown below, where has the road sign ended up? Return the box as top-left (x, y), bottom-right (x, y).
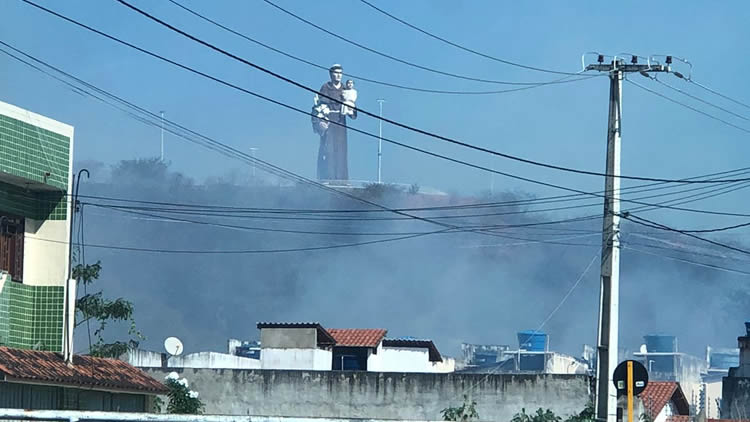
top-left (613, 360), bottom-right (649, 396)
top-left (613, 360), bottom-right (649, 422)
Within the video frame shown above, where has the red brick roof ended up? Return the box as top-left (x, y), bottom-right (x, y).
top-left (640, 381), bottom-right (690, 418)
top-left (328, 329), bottom-right (387, 348)
top-left (0, 347), bottom-right (167, 394)
top-left (667, 416), bottom-right (691, 422)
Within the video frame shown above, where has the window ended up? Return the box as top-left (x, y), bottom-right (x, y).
top-left (0, 216), bottom-right (24, 281)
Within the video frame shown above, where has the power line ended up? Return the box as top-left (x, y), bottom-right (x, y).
top-left (0, 36), bottom-right (466, 236)
top-left (654, 76), bottom-right (749, 121)
top-left (165, 0), bottom-right (597, 95)
top-left (622, 245), bottom-right (750, 277)
top-left (686, 78), bottom-right (750, 111)
top-left (626, 233), bottom-right (750, 264)
top-left (625, 77), bottom-right (750, 135)
top-left (261, 0), bottom-right (585, 83)
top-left (83, 177), bottom-right (750, 222)
top-left (27, 228), bottom-right (451, 254)
top-left (6, 13), bottom-right (750, 225)
top-left (357, 0), bottom-right (580, 76)
top-left (9, 45), bottom-right (750, 228)
top-left (624, 213), bottom-right (750, 234)
top-left (621, 213), bottom-right (750, 256)
top-left (110, 0), bottom-right (750, 185)
top-left (7, 38), bottom-right (750, 229)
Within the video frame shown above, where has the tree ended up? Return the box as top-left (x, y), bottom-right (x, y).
top-left (163, 372), bottom-right (205, 414)
top-left (441, 395), bottom-right (479, 421)
top-left (73, 260), bottom-right (144, 358)
top-left (511, 408), bottom-right (562, 422)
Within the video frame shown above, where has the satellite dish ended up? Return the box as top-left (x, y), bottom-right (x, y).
top-left (164, 337), bottom-right (184, 356)
top-left (640, 344), bottom-right (648, 354)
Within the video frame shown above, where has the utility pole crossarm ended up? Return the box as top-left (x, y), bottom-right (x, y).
top-left (586, 63), bottom-right (670, 73)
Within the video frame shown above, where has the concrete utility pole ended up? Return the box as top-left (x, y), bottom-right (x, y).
top-left (586, 55), bottom-right (670, 422)
top-left (376, 98), bottom-right (385, 184)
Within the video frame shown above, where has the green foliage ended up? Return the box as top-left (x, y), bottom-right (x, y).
top-left (73, 260), bottom-right (144, 358)
top-left (511, 408), bottom-right (562, 422)
top-left (566, 402), bottom-right (595, 422)
top-left (111, 158), bottom-right (168, 182)
top-left (361, 182), bottom-right (403, 198)
top-left (441, 395), bottom-right (479, 421)
top-left (164, 373), bottom-right (205, 414)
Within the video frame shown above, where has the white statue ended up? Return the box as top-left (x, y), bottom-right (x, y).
top-left (341, 79), bottom-right (357, 116)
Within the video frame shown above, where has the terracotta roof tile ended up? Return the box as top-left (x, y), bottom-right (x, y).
top-left (667, 416), bottom-right (691, 422)
top-left (640, 381), bottom-right (689, 418)
top-left (0, 347), bottom-right (167, 394)
top-left (328, 329), bottom-right (387, 348)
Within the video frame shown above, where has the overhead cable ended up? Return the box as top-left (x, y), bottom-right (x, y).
top-left (261, 0), bottom-right (586, 82)
top-left (358, 0), bottom-right (581, 76)
top-left (108, 0), bottom-right (750, 184)
top-left (166, 0), bottom-right (596, 95)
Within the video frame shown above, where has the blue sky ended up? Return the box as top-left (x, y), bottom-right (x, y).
top-left (2, 0), bottom-right (750, 229)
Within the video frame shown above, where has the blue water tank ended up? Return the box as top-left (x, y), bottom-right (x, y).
top-left (644, 335), bottom-right (677, 353)
top-left (518, 330), bottom-right (547, 351)
top-left (710, 352), bottom-right (739, 369)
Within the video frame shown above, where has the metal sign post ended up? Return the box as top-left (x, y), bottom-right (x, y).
top-left (613, 359), bottom-right (649, 422)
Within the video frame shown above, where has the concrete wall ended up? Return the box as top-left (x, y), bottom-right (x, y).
top-left (260, 328), bottom-right (316, 349)
top-left (260, 348), bottom-right (331, 370)
top-left (124, 349), bottom-right (260, 370)
top-left (722, 377), bottom-right (750, 419)
top-left (142, 368), bottom-right (590, 421)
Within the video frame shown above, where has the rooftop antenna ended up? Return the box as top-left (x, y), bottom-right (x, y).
top-left (159, 110), bottom-right (165, 162)
top-left (164, 336), bottom-right (184, 357)
top-left (376, 99), bottom-right (385, 183)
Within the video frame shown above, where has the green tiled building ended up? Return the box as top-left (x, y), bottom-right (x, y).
top-left (0, 100), bottom-right (74, 353)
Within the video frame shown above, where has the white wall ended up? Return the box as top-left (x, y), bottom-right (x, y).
top-left (124, 349), bottom-right (261, 370)
top-left (654, 401), bottom-right (675, 422)
top-left (177, 352), bottom-right (261, 369)
top-left (374, 347), bottom-right (432, 373)
top-left (23, 218), bottom-right (69, 286)
top-left (261, 348), bottom-right (332, 370)
top-left (548, 353), bottom-right (589, 374)
top-left (430, 357), bottom-right (455, 373)
top-left (704, 380), bottom-right (723, 419)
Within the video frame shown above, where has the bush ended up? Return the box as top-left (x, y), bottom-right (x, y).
top-left (163, 372), bottom-right (204, 414)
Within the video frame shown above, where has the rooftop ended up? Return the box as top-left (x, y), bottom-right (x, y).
top-left (328, 329), bottom-right (387, 348)
top-left (640, 381), bottom-right (690, 418)
top-left (256, 322), bottom-right (336, 346)
top-left (0, 346), bottom-right (167, 394)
